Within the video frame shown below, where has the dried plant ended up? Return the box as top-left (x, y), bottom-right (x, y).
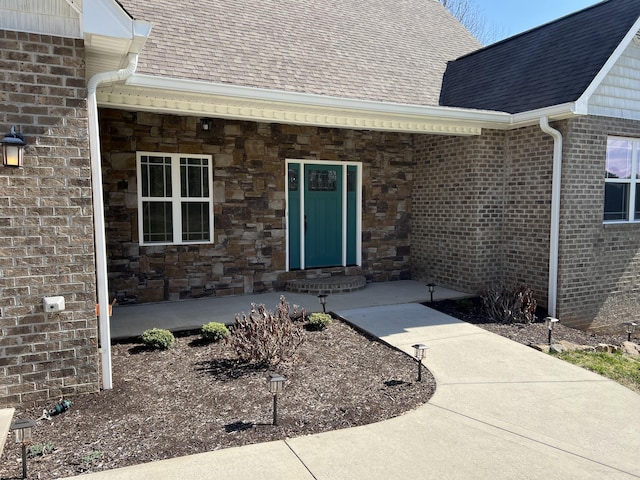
top-left (229, 296), bottom-right (305, 365)
top-left (481, 285), bottom-right (537, 324)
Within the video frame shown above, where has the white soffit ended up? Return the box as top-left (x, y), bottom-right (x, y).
top-left (97, 78), bottom-right (515, 135)
top-left (83, 0), bottom-right (151, 77)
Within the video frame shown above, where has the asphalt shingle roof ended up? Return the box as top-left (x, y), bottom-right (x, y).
top-left (439, 0), bottom-right (640, 114)
top-left (118, 0), bottom-right (480, 106)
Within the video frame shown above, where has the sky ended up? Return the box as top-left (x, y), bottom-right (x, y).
top-left (474, 0), bottom-right (603, 43)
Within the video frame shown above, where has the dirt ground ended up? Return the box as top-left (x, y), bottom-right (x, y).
top-left (0, 318), bottom-right (435, 479)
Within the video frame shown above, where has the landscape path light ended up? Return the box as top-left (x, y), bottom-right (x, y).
top-left (545, 317), bottom-right (559, 345)
top-left (10, 418), bottom-right (35, 479)
top-left (268, 374), bottom-right (285, 426)
top-left (626, 322), bottom-right (637, 342)
top-left (427, 283), bottom-right (436, 303)
top-left (318, 294), bottom-right (328, 314)
top-left (412, 343), bottom-right (428, 382)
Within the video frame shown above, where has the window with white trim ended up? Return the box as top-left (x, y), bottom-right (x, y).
top-left (137, 152), bottom-right (214, 245)
top-left (604, 137), bottom-right (640, 222)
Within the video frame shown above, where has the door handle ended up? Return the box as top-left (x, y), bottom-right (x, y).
top-left (304, 215), bottom-right (307, 234)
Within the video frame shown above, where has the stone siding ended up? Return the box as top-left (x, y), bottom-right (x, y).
top-left (100, 109), bottom-right (413, 303)
top-left (0, 30), bottom-right (99, 407)
top-left (558, 116), bottom-right (640, 330)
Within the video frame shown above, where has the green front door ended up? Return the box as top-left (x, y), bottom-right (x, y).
top-left (304, 164), bottom-right (343, 268)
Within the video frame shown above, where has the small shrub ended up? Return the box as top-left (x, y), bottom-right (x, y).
top-left (201, 322), bottom-right (230, 342)
top-left (481, 285), bottom-right (537, 324)
top-left (306, 312), bottom-right (332, 331)
top-left (230, 296), bottom-right (304, 365)
top-left (28, 442), bottom-right (55, 458)
top-left (141, 328), bottom-right (175, 350)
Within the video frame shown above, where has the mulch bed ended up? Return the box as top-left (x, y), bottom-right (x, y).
top-left (427, 297), bottom-right (631, 348)
top-left (0, 317), bottom-right (435, 479)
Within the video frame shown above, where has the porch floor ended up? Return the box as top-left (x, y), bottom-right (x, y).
top-left (109, 280), bottom-right (471, 340)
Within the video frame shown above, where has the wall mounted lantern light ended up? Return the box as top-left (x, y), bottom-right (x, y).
top-left (1, 126), bottom-right (26, 167)
top-left (200, 118), bottom-right (213, 131)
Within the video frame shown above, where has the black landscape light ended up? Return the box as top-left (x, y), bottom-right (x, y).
top-left (318, 294), bottom-right (328, 314)
top-left (625, 322), bottom-right (637, 342)
top-left (545, 317), bottom-right (559, 345)
top-left (412, 344), bottom-right (428, 382)
top-left (427, 283), bottom-right (436, 303)
top-left (10, 418), bottom-right (35, 479)
top-left (268, 374), bottom-right (285, 426)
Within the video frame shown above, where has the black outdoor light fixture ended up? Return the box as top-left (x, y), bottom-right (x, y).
top-left (10, 418), bottom-right (35, 479)
top-left (625, 322), bottom-right (637, 342)
top-left (1, 126), bottom-right (26, 168)
top-left (412, 344), bottom-right (428, 382)
top-left (268, 374), bottom-right (285, 426)
top-left (426, 283), bottom-right (436, 303)
top-left (318, 294), bottom-right (328, 314)
top-left (200, 118), bottom-right (213, 131)
top-left (545, 317), bottom-right (559, 345)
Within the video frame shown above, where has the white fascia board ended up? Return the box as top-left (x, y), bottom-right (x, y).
top-left (509, 102), bottom-right (582, 127)
top-left (126, 74), bottom-right (512, 127)
top-left (577, 15), bottom-right (640, 110)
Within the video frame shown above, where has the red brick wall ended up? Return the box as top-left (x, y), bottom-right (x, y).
top-left (0, 30), bottom-right (99, 406)
top-left (100, 109), bottom-right (413, 303)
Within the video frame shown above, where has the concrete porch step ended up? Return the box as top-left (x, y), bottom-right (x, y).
top-left (284, 275), bottom-right (367, 294)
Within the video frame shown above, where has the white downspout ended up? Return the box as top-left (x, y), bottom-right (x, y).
top-left (87, 54), bottom-right (139, 390)
top-left (539, 116), bottom-right (562, 318)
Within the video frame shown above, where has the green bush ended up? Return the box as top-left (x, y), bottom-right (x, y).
top-left (230, 296), bottom-right (304, 365)
top-left (201, 322), bottom-right (230, 342)
top-left (141, 328), bottom-right (175, 350)
top-left (306, 312), bottom-right (332, 331)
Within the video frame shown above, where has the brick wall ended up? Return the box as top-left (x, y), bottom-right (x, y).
top-left (0, 30), bottom-right (99, 407)
top-left (558, 116), bottom-right (640, 330)
top-left (412, 125), bottom-right (554, 309)
top-left (100, 109), bottom-right (413, 303)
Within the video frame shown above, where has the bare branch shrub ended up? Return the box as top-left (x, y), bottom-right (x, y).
top-left (229, 296), bottom-right (305, 365)
top-left (481, 285), bottom-right (538, 324)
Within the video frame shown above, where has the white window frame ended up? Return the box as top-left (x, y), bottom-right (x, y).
top-left (136, 152), bottom-right (214, 245)
top-left (604, 136), bottom-right (640, 224)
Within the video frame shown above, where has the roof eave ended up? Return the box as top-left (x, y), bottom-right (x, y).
top-left (95, 74), bottom-right (511, 135)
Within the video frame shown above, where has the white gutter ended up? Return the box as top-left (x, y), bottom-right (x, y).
top-left (126, 74), bottom-right (513, 126)
top-left (539, 116), bottom-right (563, 318)
top-left (87, 53), bottom-right (139, 390)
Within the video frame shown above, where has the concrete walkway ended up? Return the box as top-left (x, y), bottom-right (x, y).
top-left (67, 296), bottom-right (640, 479)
